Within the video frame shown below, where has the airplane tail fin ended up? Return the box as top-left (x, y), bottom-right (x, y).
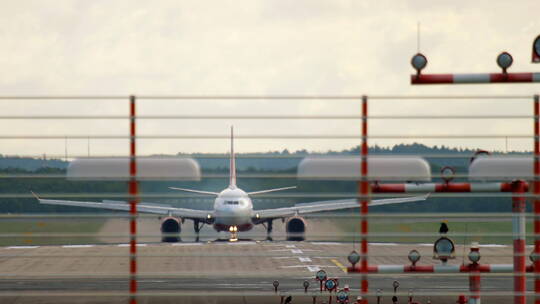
top-left (230, 126), bottom-right (236, 188)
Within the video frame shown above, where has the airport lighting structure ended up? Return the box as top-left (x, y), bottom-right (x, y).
top-left (408, 35), bottom-right (540, 304)
top-left (411, 35), bottom-right (540, 84)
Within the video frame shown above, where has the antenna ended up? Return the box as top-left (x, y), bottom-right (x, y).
top-left (417, 22), bottom-right (421, 53)
top-left (229, 126), bottom-right (236, 188)
top-left (64, 136), bottom-right (68, 162)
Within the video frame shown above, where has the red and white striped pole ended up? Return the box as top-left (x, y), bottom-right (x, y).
top-left (468, 248), bottom-right (481, 304)
top-left (512, 180), bottom-right (527, 304)
top-left (129, 95), bottom-right (138, 304)
top-left (411, 73), bottom-right (540, 84)
top-left (359, 95), bottom-right (369, 304)
top-left (534, 94), bottom-right (540, 304)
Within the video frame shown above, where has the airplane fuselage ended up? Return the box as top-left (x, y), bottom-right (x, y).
top-left (212, 187), bottom-right (254, 232)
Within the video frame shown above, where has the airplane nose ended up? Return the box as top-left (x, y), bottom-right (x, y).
top-left (216, 207), bottom-right (249, 225)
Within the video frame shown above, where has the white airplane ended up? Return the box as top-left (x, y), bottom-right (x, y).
top-left (33, 127), bottom-right (428, 242)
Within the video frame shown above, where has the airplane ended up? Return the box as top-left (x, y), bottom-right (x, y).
top-left (33, 127), bottom-right (428, 242)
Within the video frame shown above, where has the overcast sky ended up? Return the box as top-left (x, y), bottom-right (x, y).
top-left (0, 1), bottom-right (539, 157)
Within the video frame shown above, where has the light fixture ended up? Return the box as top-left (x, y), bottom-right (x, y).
top-left (316, 269), bottom-right (327, 281)
top-left (348, 250), bottom-right (361, 267)
top-left (441, 166), bottom-right (455, 183)
top-left (468, 249), bottom-right (481, 264)
top-left (533, 35), bottom-right (540, 63)
top-left (408, 249), bottom-right (421, 266)
top-left (496, 52), bottom-right (513, 73)
top-left (411, 53), bottom-right (428, 75)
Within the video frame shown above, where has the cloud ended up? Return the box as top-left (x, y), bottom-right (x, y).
top-left (0, 0), bottom-right (539, 155)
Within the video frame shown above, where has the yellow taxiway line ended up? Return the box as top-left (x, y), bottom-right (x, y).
top-left (331, 259), bottom-right (348, 273)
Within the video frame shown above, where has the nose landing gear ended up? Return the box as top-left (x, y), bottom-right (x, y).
top-left (228, 226), bottom-right (238, 242)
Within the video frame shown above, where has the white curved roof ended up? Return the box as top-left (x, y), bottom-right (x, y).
top-left (67, 157), bottom-right (201, 181)
top-left (469, 156), bottom-right (534, 181)
top-left (297, 156), bottom-right (431, 181)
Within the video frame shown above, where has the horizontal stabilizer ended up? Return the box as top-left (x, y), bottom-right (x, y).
top-left (247, 186), bottom-right (297, 195)
top-left (169, 187), bottom-right (220, 196)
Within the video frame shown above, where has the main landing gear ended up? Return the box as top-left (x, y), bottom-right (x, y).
top-left (194, 219), bottom-right (205, 242)
top-left (263, 219), bottom-right (273, 241)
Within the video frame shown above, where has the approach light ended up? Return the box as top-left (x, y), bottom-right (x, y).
top-left (441, 166), bottom-right (455, 183)
top-left (348, 250), bottom-right (361, 267)
top-left (533, 35), bottom-right (540, 63)
top-left (496, 52), bottom-right (513, 73)
top-left (530, 251), bottom-right (540, 263)
top-left (303, 280), bottom-right (310, 292)
top-left (392, 280), bottom-right (400, 293)
top-left (336, 290), bottom-right (349, 303)
top-left (468, 248), bottom-right (481, 264)
top-left (325, 279), bottom-right (337, 292)
top-left (408, 249), bottom-right (421, 265)
top-left (411, 53), bottom-right (428, 75)
top-left (316, 269), bottom-right (327, 281)
top-left (273, 280), bottom-right (279, 292)
top-left (433, 236), bottom-right (456, 262)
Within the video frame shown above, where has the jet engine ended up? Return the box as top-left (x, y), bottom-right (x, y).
top-left (161, 216), bottom-right (181, 242)
top-left (286, 216), bottom-right (306, 241)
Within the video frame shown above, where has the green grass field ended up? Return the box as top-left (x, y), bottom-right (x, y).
top-left (0, 217), bottom-right (533, 246)
top-left (0, 219), bottom-right (105, 246)
top-left (334, 219), bottom-right (533, 245)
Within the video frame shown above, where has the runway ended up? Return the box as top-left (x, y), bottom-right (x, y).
top-left (0, 241), bottom-right (529, 303)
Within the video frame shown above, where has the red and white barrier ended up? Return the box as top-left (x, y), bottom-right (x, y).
top-left (411, 73), bottom-right (540, 84)
top-left (348, 264), bottom-right (515, 274)
top-left (372, 182), bottom-right (516, 193)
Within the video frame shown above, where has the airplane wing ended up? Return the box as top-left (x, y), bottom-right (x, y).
top-left (252, 194), bottom-right (429, 219)
top-left (32, 192), bottom-right (211, 219)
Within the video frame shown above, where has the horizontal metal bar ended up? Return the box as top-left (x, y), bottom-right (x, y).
top-left (0, 114), bottom-right (534, 120)
top-left (0, 153), bottom-right (532, 159)
top-left (0, 134), bottom-right (533, 139)
top-left (0, 95), bottom-right (533, 101)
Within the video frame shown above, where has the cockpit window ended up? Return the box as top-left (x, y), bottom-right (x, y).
top-left (225, 201), bottom-right (239, 205)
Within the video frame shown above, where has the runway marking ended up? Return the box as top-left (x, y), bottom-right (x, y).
top-left (172, 243), bottom-right (202, 246)
top-left (118, 244), bottom-right (148, 247)
top-left (307, 266), bottom-right (321, 272)
top-left (331, 259), bottom-right (348, 273)
top-left (286, 245), bottom-right (296, 248)
top-left (281, 265), bottom-right (338, 272)
top-left (310, 242), bottom-right (342, 245)
top-left (6, 246), bottom-right (39, 249)
top-left (227, 241), bottom-right (257, 245)
top-left (299, 257), bottom-right (312, 262)
top-left (61, 245), bottom-right (95, 248)
top-left (291, 249), bottom-right (303, 254)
